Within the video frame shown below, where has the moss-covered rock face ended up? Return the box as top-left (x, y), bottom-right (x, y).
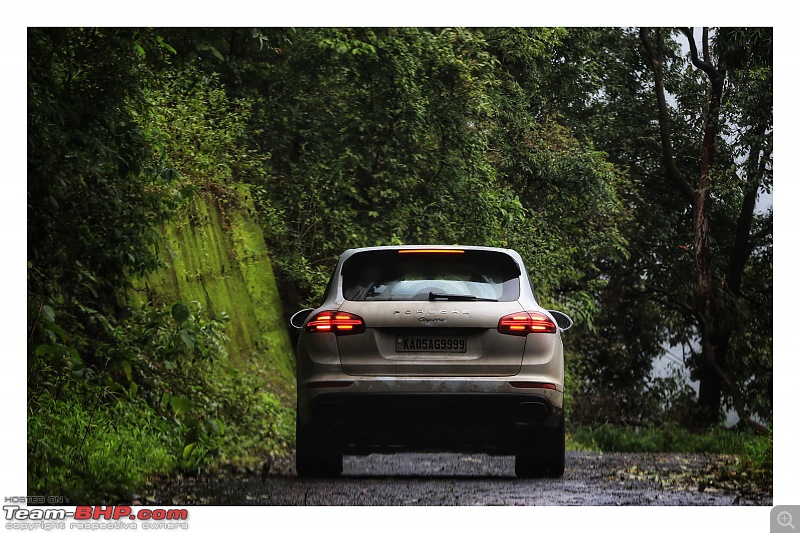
top-left (132, 184), bottom-right (295, 400)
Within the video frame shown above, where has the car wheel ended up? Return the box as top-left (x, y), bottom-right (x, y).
top-left (295, 423), bottom-right (343, 478)
top-left (514, 415), bottom-right (565, 478)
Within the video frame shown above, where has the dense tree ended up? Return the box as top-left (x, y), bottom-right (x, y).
top-left (154, 28), bottom-right (627, 316)
top-left (538, 28), bottom-right (773, 426)
top-left (639, 27), bottom-right (771, 428)
top-left (27, 28), bottom-right (177, 379)
top-left (27, 28), bottom-right (287, 499)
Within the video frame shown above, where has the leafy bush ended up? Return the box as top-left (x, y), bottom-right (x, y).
top-left (207, 362), bottom-right (296, 467)
top-left (28, 298), bottom-right (295, 501)
top-left (27, 30), bottom-right (297, 501)
top-left (569, 423), bottom-right (772, 479)
top-left (568, 422), bottom-right (772, 496)
top-left (28, 392), bottom-right (176, 503)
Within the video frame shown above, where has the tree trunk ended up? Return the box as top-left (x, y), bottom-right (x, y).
top-left (694, 185), bottom-right (721, 422)
top-left (641, 28), bottom-right (767, 432)
top-left (693, 31), bottom-right (724, 420)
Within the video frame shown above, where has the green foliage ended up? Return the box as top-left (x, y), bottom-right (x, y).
top-left (28, 28), bottom-right (178, 308)
top-left (125, 300), bottom-right (294, 474)
top-left (28, 391), bottom-right (176, 503)
top-left (27, 28), bottom-right (181, 499)
top-left (133, 300), bottom-right (229, 364)
top-left (28, 298), bottom-right (293, 499)
top-left (192, 27), bottom-right (629, 313)
top-left (27, 298), bottom-right (221, 491)
top-left (27, 28), bottom-right (186, 406)
top-left (28, 28), bottom-right (296, 501)
top-left (573, 423), bottom-right (721, 453)
top-left (542, 27), bottom-right (772, 425)
top-left (740, 426), bottom-right (773, 474)
top-left (568, 423), bottom-right (771, 496)
top-left (123, 302), bottom-right (231, 474)
top-left (144, 66), bottom-right (269, 184)
top-left (206, 363), bottom-right (296, 467)
top-left (569, 423), bottom-right (772, 480)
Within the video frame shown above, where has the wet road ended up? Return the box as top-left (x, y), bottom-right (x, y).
top-left (152, 451), bottom-right (771, 506)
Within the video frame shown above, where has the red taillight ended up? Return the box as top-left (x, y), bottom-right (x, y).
top-left (498, 311), bottom-right (556, 335)
top-left (306, 311), bottom-right (366, 335)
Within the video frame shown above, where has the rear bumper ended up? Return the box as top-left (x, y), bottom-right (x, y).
top-left (298, 389), bottom-right (563, 455)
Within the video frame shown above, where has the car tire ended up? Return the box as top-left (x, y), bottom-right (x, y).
top-left (514, 415), bottom-right (565, 478)
top-left (295, 423), bottom-right (343, 478)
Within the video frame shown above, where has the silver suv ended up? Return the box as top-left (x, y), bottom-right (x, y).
top-left (290, 245), bottom-right (572, 478)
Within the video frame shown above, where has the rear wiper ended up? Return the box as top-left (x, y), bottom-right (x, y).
top-left (428, 292), bottom-right (498, 302)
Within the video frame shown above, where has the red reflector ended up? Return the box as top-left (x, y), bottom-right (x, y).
top-left (306, 311), bottom-right (366, 335)
top-left (498, 311), bottom-right (556, 335)
top-left (308, 381), bottom-right (354, 389)
top-left (509, 382), bottom-right (557, 390)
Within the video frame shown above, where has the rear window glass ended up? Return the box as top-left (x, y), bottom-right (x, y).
top-left (342, 250), bottom-right (520, 302)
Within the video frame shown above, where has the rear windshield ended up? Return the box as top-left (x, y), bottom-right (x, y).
top-left (341, 249), bottom-right (520, 302)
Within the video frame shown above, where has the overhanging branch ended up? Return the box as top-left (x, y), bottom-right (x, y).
top-left (639, 28), bottom-right (697, 205)
top-left (679, 27), bottom-right (723, 80)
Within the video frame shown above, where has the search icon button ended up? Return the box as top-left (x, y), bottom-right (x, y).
top-left (774, 507), bottom-right (800, 532)
top-left (778, 511), bottom-right (796, 530)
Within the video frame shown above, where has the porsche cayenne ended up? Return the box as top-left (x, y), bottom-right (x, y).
top-left (290, 245), bottom-right (572, 478)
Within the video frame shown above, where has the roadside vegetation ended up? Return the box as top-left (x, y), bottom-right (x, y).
top-left (567, 423), bottom-right (772, 498)
top-left (27, 28), bottom-right (771, 501)
top-left (27, 298), bottom-right (296, 502)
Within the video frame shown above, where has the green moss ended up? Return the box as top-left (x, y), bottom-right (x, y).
top-left (131, 184), bottom-right (295, 402)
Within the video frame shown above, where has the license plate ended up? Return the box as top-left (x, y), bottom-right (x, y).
top-left (396, 336), bottom-right (467, 352)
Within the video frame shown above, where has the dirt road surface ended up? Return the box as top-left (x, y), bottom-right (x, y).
top-left (149, 451), bottom-right (771, 506)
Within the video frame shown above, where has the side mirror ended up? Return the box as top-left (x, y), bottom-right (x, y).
top-left (290, 308), bottom-right (314, 330)
top-left (548, 310), bottom-right (573, 331)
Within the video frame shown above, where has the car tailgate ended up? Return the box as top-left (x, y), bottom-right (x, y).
top-left (335, 301), bottom-right (527, 377)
